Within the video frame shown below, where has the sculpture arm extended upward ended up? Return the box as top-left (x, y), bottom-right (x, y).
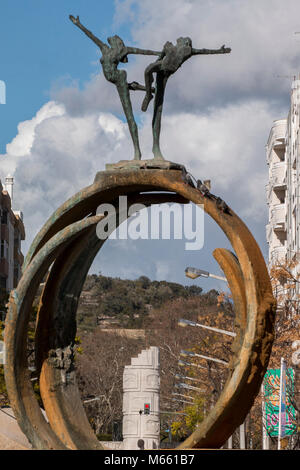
top-left (192, 45), bottom-right (231, 55)
top-left (69, 15), bottom-right (107, 52)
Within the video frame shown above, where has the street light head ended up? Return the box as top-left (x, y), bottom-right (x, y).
top-left (175, 383), bottom-right (188, 389)
top-left (180, 350), bottom-right (195, 358)
top-left (185, 267), bottom-right (209, 279)
top-left (178, 318), bottom-right (197, 328)
top-left (175, 374), bottom-right (183, 380)
top-left (178, 359), bottom-right (189, 367)
top-left (185, 271), bottom-right (200, 280)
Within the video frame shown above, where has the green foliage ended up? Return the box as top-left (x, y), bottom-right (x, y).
top-left (0, 287), bottom-right (8, 321)
top-left (184, 396), bottom-right (206, 430)
top-left (0, 365), bottom-right (8, 404)
top-left (138, 275), bottom-right (151, 289)
top-left (33, 381), bottom-right (43, 408)
top-left (0, 321), bottom-right (4, 341)
top-left (171, 420), bottom-right (184, 439)
top-left (170, 396), bottom-right (206, 441)
top-left (77, 274), bottom-right (204, 331)
top-left (97, 433), bottom-right (112, 441)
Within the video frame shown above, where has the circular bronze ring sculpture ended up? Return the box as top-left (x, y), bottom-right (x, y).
top-left (4, 168), bottom-right (276, 450)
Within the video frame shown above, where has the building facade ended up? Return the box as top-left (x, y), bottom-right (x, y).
top-left (266, 118), bottom-right (287, 266)
top-left (266, 78), bottom-right (300, 292)
top-left (0, 176), bottom-right (25, 295)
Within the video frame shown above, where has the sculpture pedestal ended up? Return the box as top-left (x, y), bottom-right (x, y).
top-left (105, 159), bottom-right (185, 172)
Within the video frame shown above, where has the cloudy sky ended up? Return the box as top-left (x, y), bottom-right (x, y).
top-left (1, 0), bottom-right (300, 289)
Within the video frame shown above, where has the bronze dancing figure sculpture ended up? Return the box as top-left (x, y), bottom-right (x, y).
top-left (70, 17), bottom-right (231, 164)
top-left (142, 37), bottom-right (231, 160)
top-left (69, 15), bottom-right (160, 160)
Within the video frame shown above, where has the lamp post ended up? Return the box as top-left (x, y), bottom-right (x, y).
top-left (180, 350), bottom-right (228, 367)
top-left (178, 318), bottom-right (236, 337)
top-left (172, 392), bottom-right (195, 402)
top-left (183, 266), bottom-right (242, 447)
top-left (83, 396), bottom-right (101, 404)
top-left (185, 266), bottom-right (227, 282)
top-left (178, 359), bottom-right (217, 372)
top-left (171, 397), bottom-right (195, 406)
top-left (175, 382), bottom-right (206, 393)
top-left (175, 373), bottom-right (206, 384)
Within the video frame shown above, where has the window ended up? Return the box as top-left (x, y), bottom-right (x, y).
top-left (1, 209), bottom-right (8, 225)
top-left (14, 233), bottom-right (21, 252)
top-left (0, 240), bottom-right (8, 259)
top-left (0, 276), bottom-right (7, 290)
top-left (14, 265), bottom-right (20, 282)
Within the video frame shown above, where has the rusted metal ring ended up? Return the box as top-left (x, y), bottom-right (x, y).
top-left (4, 168), bottom-right (276, 449)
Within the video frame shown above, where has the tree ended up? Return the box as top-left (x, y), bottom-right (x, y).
top-left (238, 258), bottom-right (300, 449)
top-left (76, 330), bottom-right (145, 438)
top-left (0, 289), bottom-right (9, 405)
top-left (265, 258), bottom-right (300, 449)
top-left (142, 292), bottom-right (235, 443)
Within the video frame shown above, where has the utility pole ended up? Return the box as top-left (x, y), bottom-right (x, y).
top-left (261, 384), bottom-right (270, 450)
top-left (292, 341), bottom-right (300, 448)
top-left (239, 421), bottom-right (246, 449)
top-left (278, 358), bottom-right (286, 450)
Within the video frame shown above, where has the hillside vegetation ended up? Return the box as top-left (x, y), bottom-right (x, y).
top-left (77, 274), bottom-right (206, 330)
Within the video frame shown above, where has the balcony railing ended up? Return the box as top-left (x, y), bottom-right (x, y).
top-left (271, 204), bottom-right (286, 232)
top-left (272, 119), bottom-right (287, 143)
top-left (270, 246), bottom-right (286, 264)
top-left (266, 224), bottom-right (272, 242)
top-left (271, 162), bottom-right (286, 189)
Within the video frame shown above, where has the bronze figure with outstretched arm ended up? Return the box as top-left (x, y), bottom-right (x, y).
top-left (141, 37), bottom-right (231, 160)
top-left (69, 15), bottom-right (161, 160)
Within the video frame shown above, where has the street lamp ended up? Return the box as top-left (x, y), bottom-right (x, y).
top-left (178, 318), bottom-right (236, 337)
top-left (175, 373), bottom-right (206, 384)
top-left (185, 267), bottom-right (227, 282)
top-left (175, 382), bottom-right (206, 392)
top-left (178, 359), bottom-right (207, 370)
top-left (160, 410), bottom-right (188, 416)
top-left (180, 350), bottom-right (228, 367)
top-left (171, 397), bottom-right (195, 406)
top-left (178, 358), bottom-right (218, 372)
top-left (83, 396), bottom-right (101, 404)
top-left (172, 392), bottom-right (195, 401)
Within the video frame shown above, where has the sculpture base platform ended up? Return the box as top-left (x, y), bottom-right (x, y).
top-left (105, 159), bottom-right (185, 172)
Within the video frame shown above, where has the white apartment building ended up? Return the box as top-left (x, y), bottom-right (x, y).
top-left (0, 175), bottom-right (25, 296)
top-left (266, 77), bottom-right (300, 295)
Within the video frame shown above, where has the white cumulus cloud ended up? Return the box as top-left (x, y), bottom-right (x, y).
top-left (1, 0), bottom-right (295, 281)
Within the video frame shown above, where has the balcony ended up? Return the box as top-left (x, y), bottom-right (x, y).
top-left (271, 162), bottom-right (286, 190)
top-left (272, 119), bottom-right (286, 139)
top-left (265, 183), bottom-right (272, 202)
top-left (271, 204), bottom-right (286, 232)
top-left (266, 224), bottom-right (272, 243)
top-left (271, 246), bottom-right (286, 263)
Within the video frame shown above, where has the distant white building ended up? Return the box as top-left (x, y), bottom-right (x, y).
top-left (266, 77), bottom-right (300, 296)
top-left (0, 176), bottom-right (25, 301)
